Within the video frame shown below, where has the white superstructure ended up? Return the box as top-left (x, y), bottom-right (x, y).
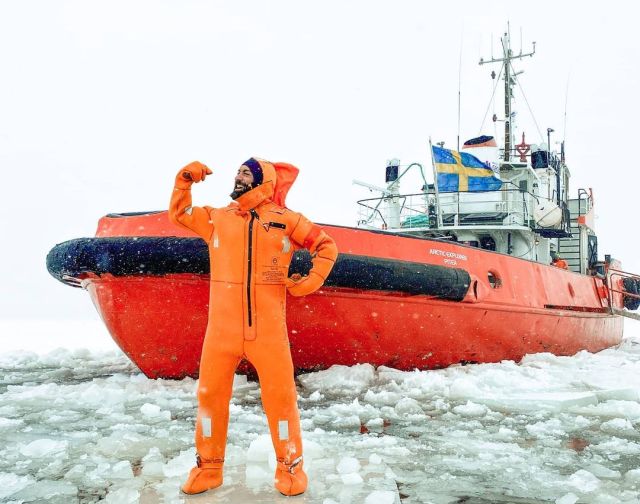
top-left (355, 29), bottom-right (598, 275)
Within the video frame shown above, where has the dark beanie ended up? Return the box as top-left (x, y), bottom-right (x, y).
top-left (243, 158), bottom-right (263, 186)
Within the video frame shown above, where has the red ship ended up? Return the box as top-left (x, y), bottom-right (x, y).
top-left (46, 32), bottom-right (640, 379)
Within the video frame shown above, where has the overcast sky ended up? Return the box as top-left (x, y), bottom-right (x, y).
top-left (1, 0), bottom-right (639, 322)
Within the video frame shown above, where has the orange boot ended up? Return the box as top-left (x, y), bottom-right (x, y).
top-left (274, 457), bottom-right (307, 496)
top-left (181, 456), bottom-right (224, 495)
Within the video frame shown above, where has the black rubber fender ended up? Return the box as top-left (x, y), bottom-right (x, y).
top-left (46, 237), bottom-right (471, 301)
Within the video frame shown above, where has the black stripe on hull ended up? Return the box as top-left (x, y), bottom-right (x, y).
top-left (46, 237), bottom-right (471, 301)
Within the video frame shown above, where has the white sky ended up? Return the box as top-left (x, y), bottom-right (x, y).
top-left (1, 0), bottom-right (639, 320)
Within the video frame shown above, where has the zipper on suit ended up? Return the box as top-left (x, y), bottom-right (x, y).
top-left (246, 209), bottom-right (258, 327)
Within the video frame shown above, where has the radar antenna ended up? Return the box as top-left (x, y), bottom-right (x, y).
top-left (479, 26), bottom-right (535, 161)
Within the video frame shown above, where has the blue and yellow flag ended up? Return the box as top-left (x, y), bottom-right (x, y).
top-left (431, 145), bottom-right (502, 192)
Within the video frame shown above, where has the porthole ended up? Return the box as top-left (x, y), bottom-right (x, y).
top-left (488, 271), bottom-right (502, 288)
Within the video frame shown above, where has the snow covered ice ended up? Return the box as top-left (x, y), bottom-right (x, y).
top-left (2, 321), bottom-right (640, 503)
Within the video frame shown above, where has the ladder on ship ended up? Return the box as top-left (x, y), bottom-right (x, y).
top-left (558, 189), bottom-right (598, 274)
top-left (558, 198), bottom-right (587, 273)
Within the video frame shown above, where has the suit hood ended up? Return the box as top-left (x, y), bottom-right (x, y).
top-left (241, 158), bottom-right (299, 208)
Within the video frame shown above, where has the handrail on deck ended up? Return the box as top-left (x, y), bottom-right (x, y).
top-left (356, 185), bottom-right (555, 231)
top-left (606, 268), bottom-right (640, 301)
top-left (605, 268), bottom-right (640, 320)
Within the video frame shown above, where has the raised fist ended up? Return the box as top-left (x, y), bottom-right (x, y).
top-left (179, 161), bottom-right (212, 183)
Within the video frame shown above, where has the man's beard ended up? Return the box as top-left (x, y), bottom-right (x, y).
top-left (230, 181), bottom-right (253, 199)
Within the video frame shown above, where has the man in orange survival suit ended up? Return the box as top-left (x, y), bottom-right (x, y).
top-left (169, 158), bottom-right (337, 496)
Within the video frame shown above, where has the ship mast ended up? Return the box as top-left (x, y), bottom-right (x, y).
top-left (479, 29), bottom-right (535, 161)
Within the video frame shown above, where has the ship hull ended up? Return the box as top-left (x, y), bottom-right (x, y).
top-left (47, 211), bottom-right (623, 379)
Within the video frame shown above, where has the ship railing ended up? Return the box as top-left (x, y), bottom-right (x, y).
top-left (577, 188), bottom-right (593, 220)
top-left (605, 268), bottom-right (640, 321)
top-left (356, 186), bottom-right (549, 231)
top-left (356, 197), bottom-right (396, 229)
top-left (437, 186), bottom-right (529, 227)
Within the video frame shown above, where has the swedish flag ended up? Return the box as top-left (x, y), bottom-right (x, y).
top-left (432, 146), bottom-right (502, 192)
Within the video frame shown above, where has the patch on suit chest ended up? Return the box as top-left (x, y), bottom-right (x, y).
top-left (261, 256), bottom-right (286, 283)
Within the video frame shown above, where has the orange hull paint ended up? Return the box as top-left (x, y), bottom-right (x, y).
top-left (71, 211), bottom-right (624, 378)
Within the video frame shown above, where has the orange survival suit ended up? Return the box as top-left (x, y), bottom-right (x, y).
top-left (169, 159), bottom-right (338, 496)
